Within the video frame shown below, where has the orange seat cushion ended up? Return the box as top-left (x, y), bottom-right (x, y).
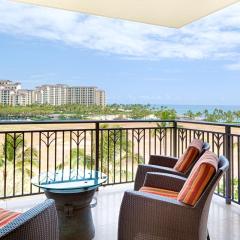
top-left (0, 208), bottom-right (21, 228)
top-left (174, 146), bottom-right (200, 173)
top-left (178, 151), bottom-right (218, 206)
top-left (140, 186), bottom-right (178, 199)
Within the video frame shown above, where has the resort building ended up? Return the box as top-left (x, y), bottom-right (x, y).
top-left (0, 80), bottom-right (21, 91)
top-left (96, 89), bottom-right (106, 106)
top-left (34, 84), bottom-right (68, 105)
top-left (0, 80), bottom-right (106, 106)
top-left (0, 80), bottom-right (22, 105)
top-left (36, 85), bottom-right (106, 106)
top-left (13, 89), bottom-right (35, 106)
top-left (0, 89), bottom-right (15, 105)
top-left (67, 86), bottom-right (102, 106)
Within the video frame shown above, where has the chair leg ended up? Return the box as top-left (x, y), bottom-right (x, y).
top-left (207, 229), bottom-right (210, 240)
top-left (207, 233), bottom-right (210, 240)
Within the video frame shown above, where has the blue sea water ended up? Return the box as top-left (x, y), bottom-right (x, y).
top-left (153, 105), bottom-right (240, 115)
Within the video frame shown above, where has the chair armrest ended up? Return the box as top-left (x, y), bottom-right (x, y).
top-left (134, 164), bottom-right (185, 191)
top-left (149, 155), bottom-right (178, 167)
top-left (118, 191), bottom-right (195, 240)
top-left (0, 199), bottom-right (59, 240)
top-left (143, 172), bottom-right (186, 192)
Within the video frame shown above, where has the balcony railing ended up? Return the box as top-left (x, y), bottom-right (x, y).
top-left (0, 120), bottom-right (239, 205)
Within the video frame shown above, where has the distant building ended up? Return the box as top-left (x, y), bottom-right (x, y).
top-left (96, 89), bottom-right (106, 106)
top-left (0, 80), bottom-right (21, 91)
top-left (67, 86), bottom-right (96, 106)
top-left (13, 89), bottom-right (35, 106)
top-left (0, 80), bottom-right (21, 105)
top-left (0, 89), bottom-right (15, 105)
top-left (0, 80), bottom-right (106, 106)
top-left (34, 84), bottom-right (68, 105)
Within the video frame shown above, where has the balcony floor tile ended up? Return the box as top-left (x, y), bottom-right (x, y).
top-left (2, 183), bottom-right (240, 240)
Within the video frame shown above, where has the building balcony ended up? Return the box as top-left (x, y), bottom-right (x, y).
top-left (0, 120), bottom-right (240, 239)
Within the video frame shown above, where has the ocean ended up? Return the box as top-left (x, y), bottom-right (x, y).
top-left (153, 105), bottom-right (240, 115)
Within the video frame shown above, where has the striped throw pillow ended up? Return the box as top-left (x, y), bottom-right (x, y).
top-left (0, 208), bottom-right (21, 228)
top-left (177, 151), bottom-right (218, 206)
top-left (140, 186), bottom-right (178, 199)
top-left (174, 146), bottom-right (199, 173)
top-left (174, 139), bottom-right (203, 173)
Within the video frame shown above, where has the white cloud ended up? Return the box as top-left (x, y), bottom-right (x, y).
top-left (0, 0), bottom-right (240, 62)
top-left (226, 62), bottom-right (240, 70)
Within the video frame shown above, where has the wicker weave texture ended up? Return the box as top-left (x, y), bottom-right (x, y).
top-left (0, 199), bottom-right (59, 240)
top-left (119, 156), bottom-right (228, 240)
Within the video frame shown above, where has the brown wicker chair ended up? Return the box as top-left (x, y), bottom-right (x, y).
top-left (134, 142), bottom-right (210, 190)
top-left (118, 155), bottom-right (229, 240)
top-left (0, 199), bottom-right (59, 240)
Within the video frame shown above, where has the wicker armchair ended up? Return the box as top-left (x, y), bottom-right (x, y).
top-left (0, 199), bottom-right (59, 240)
top-left (118, 155), bottom-right (229, 240)
top-left (134, 142), bottom-right (210, 190)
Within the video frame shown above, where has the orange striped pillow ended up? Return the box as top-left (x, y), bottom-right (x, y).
top-left (0, 208), bottom-right (21, 228)
top-left (174, 146), bottom-right (200, 173)
top-left (177, 151), bottom-right (218, 206)
top-left (140, 186), bottom-right (178, 199)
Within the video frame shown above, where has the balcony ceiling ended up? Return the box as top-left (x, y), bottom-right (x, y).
top-left (13, 0), bottom-right (240, 28)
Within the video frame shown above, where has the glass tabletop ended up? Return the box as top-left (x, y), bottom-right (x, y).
top-left (31, 169), bottom-right (108, 193)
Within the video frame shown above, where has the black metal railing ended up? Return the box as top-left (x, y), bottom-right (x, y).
top-left (0, 119), bottom-right (239, 205)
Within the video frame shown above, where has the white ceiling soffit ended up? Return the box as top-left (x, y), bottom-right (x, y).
top-left (13, 0), bottom-right (240, 28)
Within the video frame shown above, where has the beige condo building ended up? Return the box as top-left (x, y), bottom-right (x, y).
top-left (0, 80), bottom-right (106, 106)
top-left (0, 80), bottom-right (22, 105)
top-left (67, 86), bottom-right (96, 106)
top-left (34, 84), bottom-right (68, 105)
top-left (96, 89), bottom-right (106, 106)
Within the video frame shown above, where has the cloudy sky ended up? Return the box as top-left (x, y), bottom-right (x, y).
top-left (0, 0), bottom-right (240, 105)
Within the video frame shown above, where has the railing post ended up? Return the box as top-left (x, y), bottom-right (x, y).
top-left (95, 122), bottom-right (100, 173)
top-left (225, 125), bottom-right (232, 204)
top-left (173, 121), bottom-right (178, 157)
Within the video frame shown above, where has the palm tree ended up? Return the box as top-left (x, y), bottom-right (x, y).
top-left (234, 111), bottom-right (240, 122)
top-left (0, 134), bottom-right (38, 178)
top-left (59, 124), bottom-right (144, 181)
top-left (223, 111), bottom-right (234, 123)
top-left (129, 106), bottom-right (151, 120)
top-left (154, 107), bottom-right (177, 127)
top-left (184, 110), bottom-right (195, 119)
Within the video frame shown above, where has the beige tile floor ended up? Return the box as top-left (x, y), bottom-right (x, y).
top-left (1, 184), bottom-right (240, 240)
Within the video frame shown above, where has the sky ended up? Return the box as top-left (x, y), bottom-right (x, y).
top-left (0, 0), bottom-right (240, 105)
